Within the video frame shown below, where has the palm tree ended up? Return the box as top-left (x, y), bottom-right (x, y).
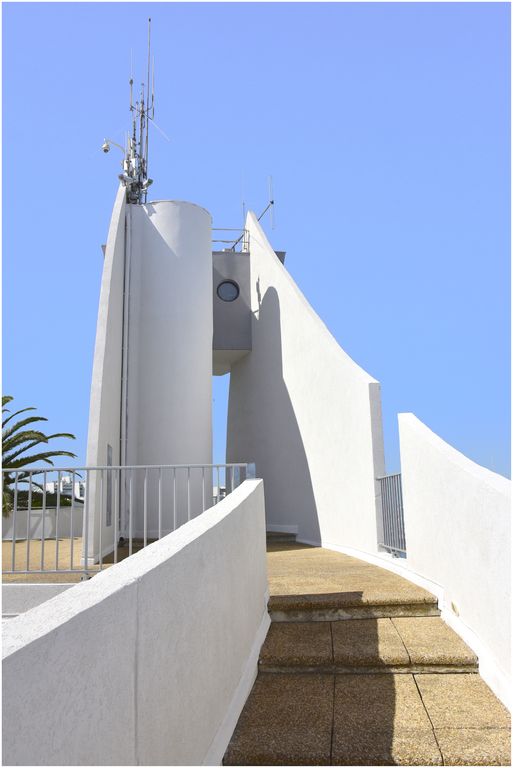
top-left (2, 395), bottom-right (77, 517)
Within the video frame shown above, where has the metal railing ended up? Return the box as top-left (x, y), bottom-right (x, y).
top-left (377, 473), bottom-right (407, 556)
top-left (2, 463), bottom-right (254, 579)
top-left (212, 228), bottom-right (250, 252)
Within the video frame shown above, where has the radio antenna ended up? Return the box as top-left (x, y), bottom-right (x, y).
top-left (257, 175), bottom-right (275, 227)
top-left (102, 18), bottom-right (155, 204)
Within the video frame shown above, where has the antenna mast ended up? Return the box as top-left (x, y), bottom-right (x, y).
top-left (257, 175), bottom-right (275, 227)
top-left (120, 18), bottom-right (155, 204)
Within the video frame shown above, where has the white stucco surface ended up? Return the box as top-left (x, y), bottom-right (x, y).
top-left (2, 583), bottom-right (75, 617)
top-left (126, 200), bottom-right (213, 469)
top-left (2, 479), bottom-right (268, 766)
top-left (227, 212), bottom-right (385, 549)
top-left (124, 201), bottom-right (213, 535)
top-left (399, 413), bottom-right (511, 707)
top-left (85, 183), bottom-right (126, 558)
top-left (2, 504), bottom-right (84, 541)
top-left (85, 195), bottom-right (214, 556)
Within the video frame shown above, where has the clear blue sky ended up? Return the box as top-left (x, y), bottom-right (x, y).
top-left (3, 2), bottom-right (510, 477)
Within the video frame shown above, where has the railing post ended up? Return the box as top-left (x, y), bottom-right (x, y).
top-left (11, 472), bottom-right (18, 573)
top-left (70, 470), bottom-right (75, 571)
top-left (158, 467), bottom-right (162, 539)
top-left (26, 471), bottom-right (32, 571)
top-left (55, 470), bottom-right (61, 571)
top-left (99, 469), bottom-right (104, 569)
top-left (41, 470), bottom-right (47, 571)
top-left (82, 469), bottom-right (90, 580)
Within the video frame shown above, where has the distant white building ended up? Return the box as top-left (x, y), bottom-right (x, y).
top-left (44, 476), bottom-right (85, 500)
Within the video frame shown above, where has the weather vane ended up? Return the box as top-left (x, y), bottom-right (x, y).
top-left (101, 18), bottom-right (155, 204)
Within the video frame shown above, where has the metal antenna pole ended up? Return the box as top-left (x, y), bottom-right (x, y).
top-left (269, 176), bottom-right (275, 229)
top-left (257, 176), bottom-right (275, 224)
top-left (151, 56), bottom-right (155, 118)
top-left (103, 19), bottom-right (155, 204)
top-left (144, 18), bottom-right (152, 201)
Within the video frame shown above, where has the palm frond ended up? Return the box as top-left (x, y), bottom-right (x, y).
top-left (5, 449), bottom-right (77, 470)
top-left (2, 406), bottom-right (37, 429)
top-left (2, 430), bottom-right (49, 455)
top-left (2, 398), bottom-right (77, 516)
top-left (2, 415), bottom-right (49, 442)
top-left (2, 439), bottom-right (42, 465)
top-left (4, 437), bottom-right (77, 466)
top-left (44, 432), bottom-right (76, 441)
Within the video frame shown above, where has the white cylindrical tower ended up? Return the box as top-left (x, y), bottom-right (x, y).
top-left (123, 200), bottom-right (213, 535)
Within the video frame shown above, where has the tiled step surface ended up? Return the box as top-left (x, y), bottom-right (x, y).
top-left (223, 672), bottom-right (511, 766)
top-left (267, 543), bottom-right (440, 620)
top-left (259, 617), bottom-right (478, 673)
top-left (266, 531), bottom-right (298, 544)
top-left (267, 542), bottom-right (440, 621)
top-left (225, 541), bottom-right (510, 766)
top-left (269, 593), bottom-right (440, 622)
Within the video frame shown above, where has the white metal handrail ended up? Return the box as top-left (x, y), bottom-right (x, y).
top-left (2, 463), bottom-right (255, 579)
top-left (377, 472), bottom-right (407, 556)
top-left (212, 228), bottom-right (250, 252)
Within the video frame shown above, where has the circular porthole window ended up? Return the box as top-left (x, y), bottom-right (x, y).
top-left (217, 280), bottom-right (240, 302)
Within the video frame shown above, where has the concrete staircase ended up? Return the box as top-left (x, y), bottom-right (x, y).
top-left (223, 537), bottom-right (511, 765)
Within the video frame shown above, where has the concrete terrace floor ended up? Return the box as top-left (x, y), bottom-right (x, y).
top-left (225, 539), bottom-right (511, 766)
top-left (266, 539), bottom-right (436, 607)
top-left (2, 537), bottom-right (151, 583)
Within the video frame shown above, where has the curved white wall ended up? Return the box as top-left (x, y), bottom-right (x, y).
top-left (86, 184), bottom-right (126, 471)
top-left (399, 413), bottom-right (511, 707)
top-left (126, 201), bottom-right (212, 468)
top-left (2, 479), bottom-right (269, 766)
top-left (227, 213), bottom-right (385, 548)
top-left (86, 196), bottom-right (213, 552)
top-left (125, 201), bottom-right (213, 535)
top-left (86, 184), bottom-right (127, 559)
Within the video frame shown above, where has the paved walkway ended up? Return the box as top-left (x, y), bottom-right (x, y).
top-left (2, 538), bottom-right (150, 583)
top-left (224, 539), bottom-right (511, 766)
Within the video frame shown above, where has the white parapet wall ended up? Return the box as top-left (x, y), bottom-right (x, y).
top-left (399, 413), bottom-right (511, 707)
top-left (2, 479), bottom-right (269, 766)
top-left (2, 505), bottom-right (84, 541)
top-left (86, 183), bottom-right (127, 560)
top-left (227, 212), bottom-right (385, 549)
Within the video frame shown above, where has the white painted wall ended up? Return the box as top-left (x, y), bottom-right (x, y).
top-left (227, 212), bottom-right (385, 549)
top-left (85, 184), bottom-right (127, 559)
top-left (124, 201), bottom-right (213, 536)
top-left (85, 195), bottom-right (214, 558)
top-left (399, 413), bottom-right (511, 707)
top-left (2, 505), bottom-right (84, 541)
top-left (2, 479), bottom-right (269, 766)
top-left (2, 584), bottom-right (75, 617)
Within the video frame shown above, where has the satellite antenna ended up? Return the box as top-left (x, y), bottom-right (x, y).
top-left (257, 175), bottom-right (275, 229)
top-left (102, 18), bottom-right (155, 204)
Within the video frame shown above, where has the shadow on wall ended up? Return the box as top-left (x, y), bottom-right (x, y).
top-left (228, 285), bottom-right (321, 544)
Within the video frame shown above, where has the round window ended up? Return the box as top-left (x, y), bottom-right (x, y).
top-left (217, 280), bottom-right (240, 302)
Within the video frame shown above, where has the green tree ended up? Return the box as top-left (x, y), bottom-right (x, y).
top-left (2, 395), bottom-right (77, 517)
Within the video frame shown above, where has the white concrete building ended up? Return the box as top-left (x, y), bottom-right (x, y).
top-left (3, 44), bottom-right (510, 765)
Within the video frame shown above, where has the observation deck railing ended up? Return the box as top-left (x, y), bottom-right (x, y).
top-left (2, 463), bottom-right (255, 579)
top-left (377, 472), bottom-right (407, 557)
top-left (212, 228), bottom-right (250, 252)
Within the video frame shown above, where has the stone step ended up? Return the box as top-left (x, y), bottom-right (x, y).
top-left (269, 592), bottom-right (440, 622)
top-left (223, 672), bottom-right (511, 765)
top-left (266, 531), bottom-right (297, 543)
top-left (258, 617), bottom-right (478, 674)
